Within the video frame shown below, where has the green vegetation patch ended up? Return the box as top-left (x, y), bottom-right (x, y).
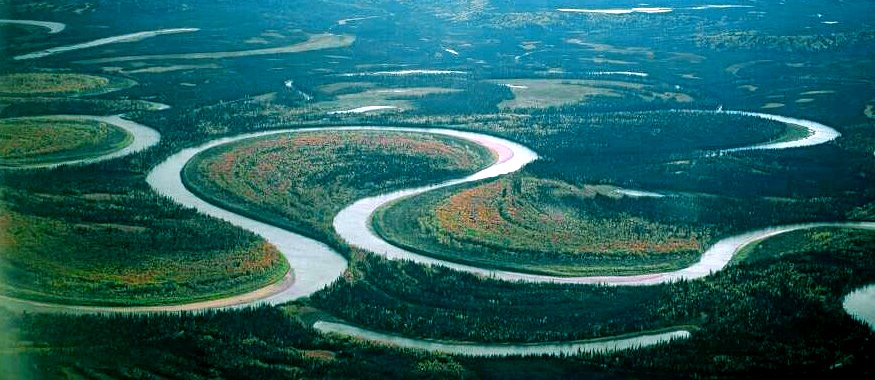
top-left (313, 255), bottom-right (682, 343)
top-left (374, 176), bottom-right (709, 276)
top-left (479, 110), bottom-right (837, 197)
top-left (315, 86), bottom-right (461, 113)
top-left (732, 227), bottom-right (875, 265)
top-left (486, 79), bottom-right (693, 109)
top-left (0, 205), bottom-right (288, 306)
top-left (312, 222), bottom-right (875, 364)
top-left (764, 120), bottom-right (812, 145)
top-left (183, 130), bottom-right (495, 245)
top-left (0, 73), bottom-right (135, 97)
top-left (318, 82), bottom-right (377, 95)
top-left (0, 117), bottom-right (132, 168)
top-left (0, 97), bottom-right (168, 118)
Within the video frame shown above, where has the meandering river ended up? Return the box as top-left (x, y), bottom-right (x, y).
top-left (145, 126), bottom-right (538, 310)
top-left (333, 110), bottom-right (845, 286)
top-left (4, 110), bottom-right (872, 355)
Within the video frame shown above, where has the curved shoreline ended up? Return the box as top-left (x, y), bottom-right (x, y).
top-left (4, 111), bottom-right (871, 354)
top-left (1, 114), bottom-right (160, 169)
top-left (557, 5), bottom-right (753, 15)
top-left (334, 110), bottom-right (844, 285)
top-left (0, 271), bottom-right (294, 314)
top-left (1, 126), bottom-right (523, 313)
top-left (843, 284), bottom-right (875, 331)
top-left (1, 111), bottom-right (846, 299)
top-left (0, 19), bottom-right (65, 34)
top-left (338, 69), bottom-right (468, 77)
top-left (75, 33), bottom-right (354, 64)
top-left (314, 321), bottom-right (691, 356)
top-left (328, 105), bottom-right (400, 114)
top-left (720, 111), bottom-right (840, 151)
top-left (146, 126), bottom-right (525, 310)
top-left (14, 28), bottom-right (199, 60)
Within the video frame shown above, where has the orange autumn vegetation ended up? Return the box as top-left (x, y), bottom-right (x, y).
top-left (0, 208), bottom-right (288, 306)
top-left (185, 129), bottom-right (494, 249)
top-left (432, 176), bottom-right (706, 257)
